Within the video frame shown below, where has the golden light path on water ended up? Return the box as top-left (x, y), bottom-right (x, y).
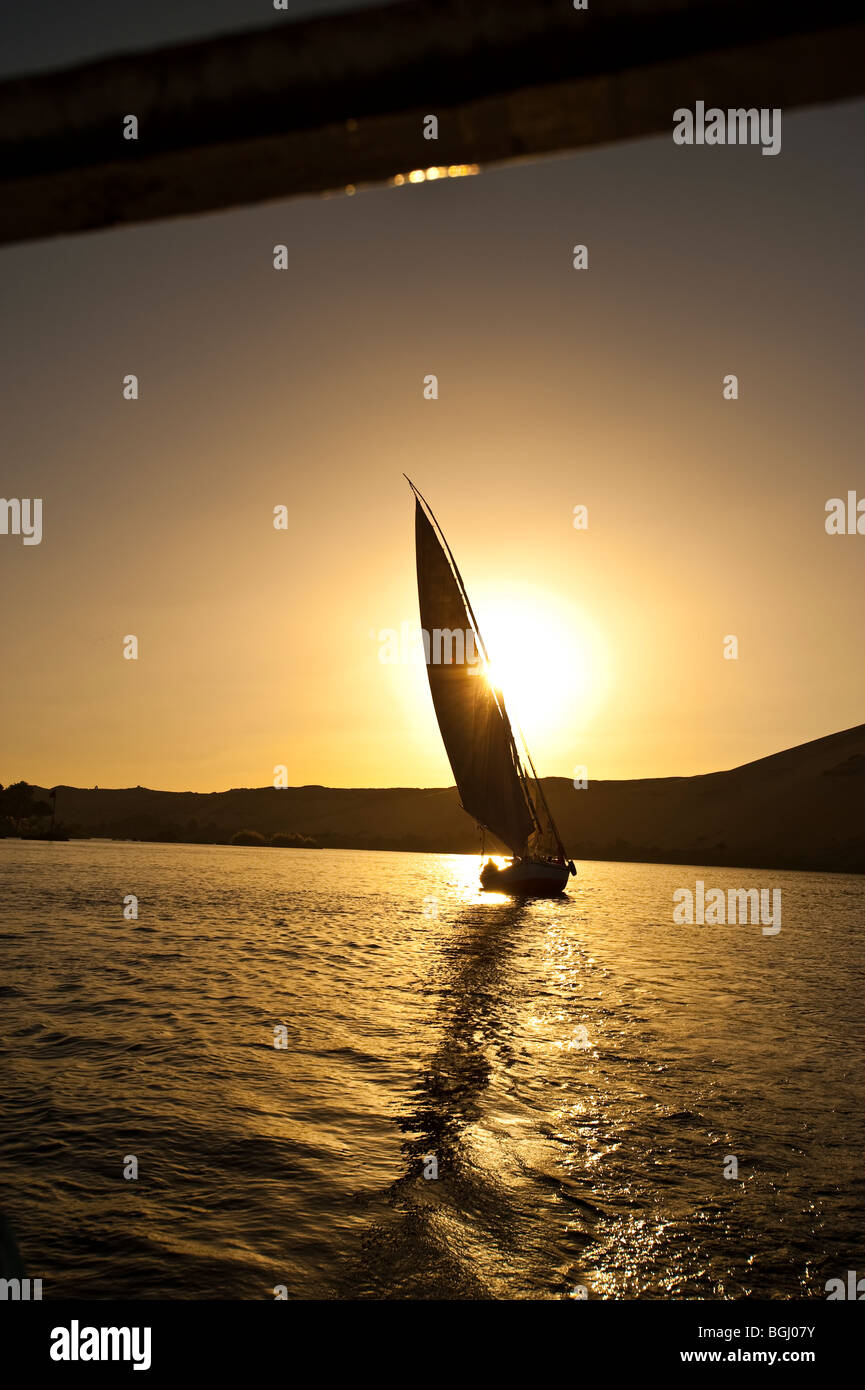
top-left (1, 840), bottom-right (861, 1299)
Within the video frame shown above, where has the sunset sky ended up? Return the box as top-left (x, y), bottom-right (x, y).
top-left (1, 2), bottom-right (864, 792)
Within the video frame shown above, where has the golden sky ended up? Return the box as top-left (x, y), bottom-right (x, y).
top-left (2, 100), bottom-right (864, 791)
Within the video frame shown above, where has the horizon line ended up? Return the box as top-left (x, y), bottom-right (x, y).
top-left (7, 718), bottom-right (863, 798)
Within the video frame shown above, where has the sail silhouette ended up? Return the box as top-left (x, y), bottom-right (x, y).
top-left (407, 478), bottom-right (574, 893)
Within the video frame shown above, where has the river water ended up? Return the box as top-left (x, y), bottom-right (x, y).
top-left (0, 840), bottom-right (862, 1299)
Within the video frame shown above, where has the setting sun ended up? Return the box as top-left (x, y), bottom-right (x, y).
top-left (476, 586), bottom-right (611, 751)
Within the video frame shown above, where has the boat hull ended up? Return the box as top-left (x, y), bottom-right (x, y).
top-left (479, 858), bottom-right (573, 897)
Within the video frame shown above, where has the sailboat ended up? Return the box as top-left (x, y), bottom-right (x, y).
top-left (408, 478), bottom-right (576, 896)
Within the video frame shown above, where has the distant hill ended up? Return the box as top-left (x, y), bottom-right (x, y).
top-left (12, 723), bottom-right (865, 873)
top-left (543, 722), bottom-right (865, 875)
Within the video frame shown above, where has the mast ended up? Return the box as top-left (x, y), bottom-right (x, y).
top-left (514, 723), bottom-right (567, 859)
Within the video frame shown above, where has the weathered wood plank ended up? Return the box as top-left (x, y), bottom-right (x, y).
top-left (1, 0), bottom-right (863, 244)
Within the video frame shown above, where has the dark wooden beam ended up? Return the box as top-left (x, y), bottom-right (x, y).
top-left (1, 0), bottom-right (863, 245)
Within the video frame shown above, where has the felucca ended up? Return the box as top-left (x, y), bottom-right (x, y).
top-left (407, 478), bottom-right (576, 896)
